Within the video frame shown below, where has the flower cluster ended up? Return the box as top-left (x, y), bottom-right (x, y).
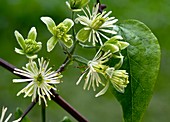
top-left (74, 3), bottom-right (130, 96)
top-left (76, 48), bottom-right (129, 97)
top-left (12, 0), bottom-right (130, 107)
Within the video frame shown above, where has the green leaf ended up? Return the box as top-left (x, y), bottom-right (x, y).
top-left (14, 108), bottom-right (31, 122)
top-left (111, 20), bottom-right (161, 122)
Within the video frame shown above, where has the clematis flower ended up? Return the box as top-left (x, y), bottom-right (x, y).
top-left (95, 67), bottom-right (129, 97)
top-left (75, 3), bottom-right (118, 46)
top-left (14, 27), bottom-right (42, 59)
top-left (0, 107), bottom-right (12, 122)
top-left (66, 0), bottom-right (90, 12)
top-left (106, 67), bottom-right (129, 93)
top-left (41, 17), bottom-right (74, 52)
top-left (76, 51), bottom-right (112, 91)
top-left (13, 57), bottom-right (63, 106)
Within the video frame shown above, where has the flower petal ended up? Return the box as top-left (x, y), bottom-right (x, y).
top-left (47, 36), bottom-right (58, 52)
top-left (14, 31), bottom-right (25, 49)
top-left (80, 0), bottom-right (90, 8)
top-left (76, 28), bottom-right (91, 43)
top-left (62, 38), bottom-right (73, 48)
top-left (119, 41), bottom-right (129, 50)
top-left (62, 18), bottom-right (74, 32)
top-left (27, 27), bottom-right (37, 41)
top-left (102, 43), bottom-right (119, 53)
top-left (41, 17), bottom-right (56, 35)
top-left (14, 48), bottom-right (24, 55)
top-left (95, 81), bottom-right (110, 97)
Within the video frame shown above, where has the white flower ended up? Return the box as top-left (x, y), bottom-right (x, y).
top-left (76, 3), bottom-right (118, 46)
top-left (106, 68), bottom-right (129, 93)
top-left (0, 107), bottom-right (12, 122)
top-left (76, 51), bottom-right (112, 91)
top-left (13, 57), bottom-right (62, 106)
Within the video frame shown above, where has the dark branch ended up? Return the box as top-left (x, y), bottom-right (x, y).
top-left (51, 90), bottom-right (89, 122)
top-left (56, 59), bottom-right (71, 73)
top-left (18, 98), bottom-right (37, 122)
top-left (0, 58), bottom-right (16, 73)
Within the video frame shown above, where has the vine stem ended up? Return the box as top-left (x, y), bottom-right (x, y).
top-left (0, 58), bottom-right (88, 122)
top-left (41, 100), bottom-right (46, 122)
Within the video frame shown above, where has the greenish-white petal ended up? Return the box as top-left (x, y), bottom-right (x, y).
top-left (76, 28), bottom-right (91, 43)
top-left (40, 17), bottom-right (56, 35)
top-left (105, 37), bottom-right (118, 45)
top-left (119, 41), bottom-right (129, 50)
top-left (14, 31), bottom-right (25, 49)
top-left (14, 48), bottom-right (25, 55)
top-left (65, 1), bottom-right (71, 9)
top-left (111, 81), bottom-right (125, 93)
top-left (95, 81), bottom-right (110, 97)
top-left (80, 0), bottom-right (90, 7)
top-left (105, 67), bottom-right (115, 78)
top-left (47, 36), bottom-right (58, 52)
top-left (26, 54), bottom-right (38, 59)
top-left (62, 38), bottom-right (73, 48)
top-left (62, 18), bottom-right (74, 32)
top-left (102, 44), bottom-right (119, 53)
top-left (34, 42), bottom-right (42, 53)
top-left (27, 27), bottom-right (37, 41)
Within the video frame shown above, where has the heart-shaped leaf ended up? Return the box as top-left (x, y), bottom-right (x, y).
top-left (111, 20), bottom-right (161, 122)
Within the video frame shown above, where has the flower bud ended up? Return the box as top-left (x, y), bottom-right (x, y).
top-left (66, 0), bottom-right (90, 11)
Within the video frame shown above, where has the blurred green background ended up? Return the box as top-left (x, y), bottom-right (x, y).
top-left (0, 0), bottom-right (169, 121)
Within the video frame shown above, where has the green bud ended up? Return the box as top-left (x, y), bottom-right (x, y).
top-left (24, 39), bottom-right (42, 55)
top-left (14, 27), bottom-right (42, 59)
top-left (66, 0), bottom-right (90, 11)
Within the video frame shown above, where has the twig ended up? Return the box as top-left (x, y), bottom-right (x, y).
top-left (16, 98), bottom-right (37, 122)
top-left (0, 58), bottom-right (16, 73)
top-left (56, 59), bottom-right (71, 73)
top-left (51, 90), bottom-right (89, 122)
